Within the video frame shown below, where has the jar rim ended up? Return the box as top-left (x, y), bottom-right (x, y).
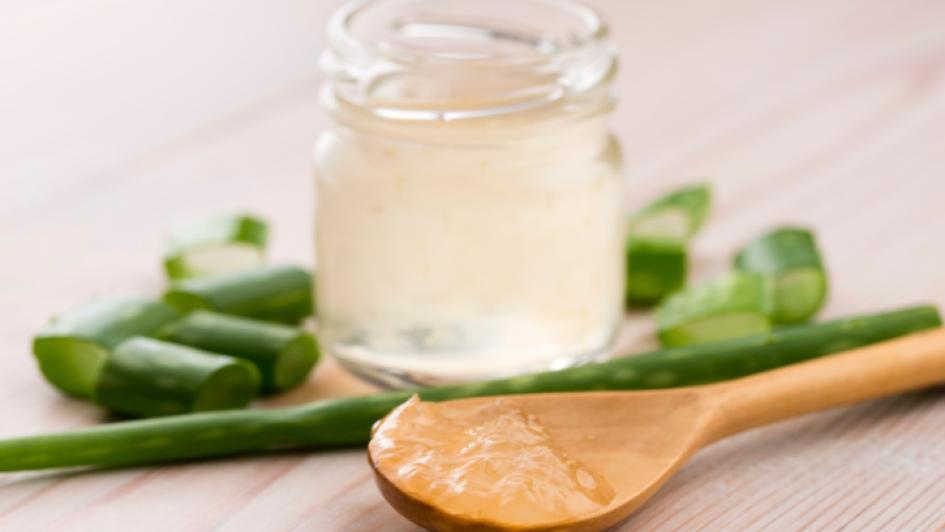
top-left (326, 0), bottom-right (609, 69)
top-left (321, 0), bottom-right (617, 125)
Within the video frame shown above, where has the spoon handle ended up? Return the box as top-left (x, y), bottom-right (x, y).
top-left (707, 327), bottom-right (945, 440)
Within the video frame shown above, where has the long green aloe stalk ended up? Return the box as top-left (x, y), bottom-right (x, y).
top-left (1, 305), bottom-right (938, 472)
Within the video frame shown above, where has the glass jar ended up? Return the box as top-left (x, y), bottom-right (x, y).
top-left (315, 0), bottom-right (624, 387)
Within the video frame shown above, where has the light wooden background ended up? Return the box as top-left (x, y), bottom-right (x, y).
top-left (2, 0), bottom-right (945, 530)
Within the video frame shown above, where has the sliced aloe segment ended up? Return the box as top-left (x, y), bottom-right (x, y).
top-left (656, 272), bottom-right (772, 347)
top-left (735, 227), bottom-right (827, 324)
top-left (164, 213), bottom-right (268, 280)
top-left (164, 264), bottom-right (314, 324)
top-left (32, 297), bottom-right (180, 398)
top-left (94, 337), bottom-right (260, 418)
top-left (626, 238), bottom-right (687, 306)
top-left (157, 310), bottom-right (319, 393)
top-left (627, 183), bottom-right (711, 241)
top-left (626, 184), bottom-right (712, 306)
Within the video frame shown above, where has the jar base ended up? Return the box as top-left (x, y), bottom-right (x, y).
top-left (330, 337), bottom-right (616, 389)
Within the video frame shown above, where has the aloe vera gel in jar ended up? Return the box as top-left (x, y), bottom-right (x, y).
top-left (316, 0), bottom-right (624, 386)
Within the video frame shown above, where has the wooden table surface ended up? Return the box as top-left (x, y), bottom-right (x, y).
top-left (2, 0), bottom-right (945, 530)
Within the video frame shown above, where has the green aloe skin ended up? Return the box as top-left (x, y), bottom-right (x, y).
top-left (626, 184), bottom-right (711, 306)
top-left (164, 213), bottom-right (268, 280)
top-left (655, 272), bottom-right (773, 347)
top-left (94, 337), bottom-right (261, 418)
top-left (735, 226), bottom-right (828, 324)
top-left (33, 297), bottom-right (318, 418)
top-left (32, 297), bottom-right (181, 398)
top-left (2, 305), bottom-right (937, 472)
top-left (164, 264), bottom-right (314, 324)
top-left (625, 238), bottom-right (687, 306)
top-left (627, 184), bottom-right (712, 241)
top-left (157, 310), bottom-right (319, 393)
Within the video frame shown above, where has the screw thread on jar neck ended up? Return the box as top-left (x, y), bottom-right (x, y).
top-left (320, 0), bottom-right (617, 133)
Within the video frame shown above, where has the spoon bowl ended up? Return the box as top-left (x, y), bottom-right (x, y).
top-left (373, 389), bottom-right (712, 531)
top-left (370, 328), bottom-right (945, 531)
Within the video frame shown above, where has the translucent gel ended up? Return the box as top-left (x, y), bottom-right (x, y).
top-left (370, 396), bottom-right (615, 526)
top-left (315, 0), bottom-right (623, 386)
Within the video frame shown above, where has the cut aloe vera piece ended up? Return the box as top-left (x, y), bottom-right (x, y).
top-left (94, 337), bottom-right (260, 418)
top-left (32, 297), bottom-right (180, 398)
top-left (157, 310), bottom-right (319, 393)
top-left (164, 213), bottom-right (268, 280)
top-left (627, 183), bottom-right (711, 241)
top-left (625, 184), bottom-right (712, 306)
top-left (656, 272), bottom-right (772, 347)
top-left (164, 264), bottom-right (314, 324)
top-left (735, 227), bottom-right (827, 324)
top-left (626, 238), bottom-right (687, 306)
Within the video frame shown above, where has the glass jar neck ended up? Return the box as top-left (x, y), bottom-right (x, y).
top-left (320, 0), bottom-right (617, 142)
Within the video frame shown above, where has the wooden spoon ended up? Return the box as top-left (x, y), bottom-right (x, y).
top-left (370, 327), bottom-right (945, 531)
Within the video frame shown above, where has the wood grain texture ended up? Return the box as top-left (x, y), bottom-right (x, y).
top-left (1, 0), bottom-right (944, 530)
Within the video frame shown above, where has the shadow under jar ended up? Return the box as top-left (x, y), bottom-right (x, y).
top-left (315, 0), bottom-right (624, 387)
